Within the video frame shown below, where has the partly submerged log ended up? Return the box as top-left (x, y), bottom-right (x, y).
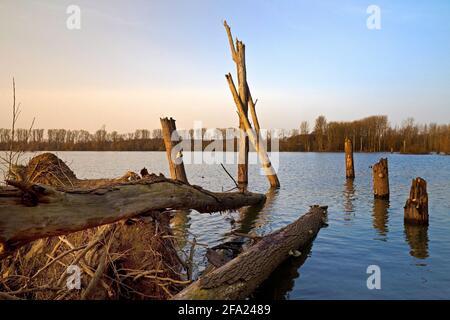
top-left (0, 179), bottom-right (265, 258)
top-left (404, 177), bottom-right (429, 225)
top-left (173, 205), bottom-right (328, 300)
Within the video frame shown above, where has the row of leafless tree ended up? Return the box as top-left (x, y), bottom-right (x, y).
top-left (0, 116), bottom-right (449, 154)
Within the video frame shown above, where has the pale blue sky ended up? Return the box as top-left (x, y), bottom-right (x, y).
top-left (1, 0), bottom-right (449, 132)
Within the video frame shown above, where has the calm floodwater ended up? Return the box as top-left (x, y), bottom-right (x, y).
top-left (19, 151), bottom-right (450, 299)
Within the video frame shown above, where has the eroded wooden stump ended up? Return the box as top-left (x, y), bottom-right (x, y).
top-left (404, 177), bottom-right (429, 225)
top-left (160, 117), bottom-right (188, 184)
top-left (373, 158), bottom-right (389, 199)
top-left (345, 138), bottom-right (355, 179)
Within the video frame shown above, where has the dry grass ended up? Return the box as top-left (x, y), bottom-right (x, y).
top-left (0, 153), bottom-right (191, 300)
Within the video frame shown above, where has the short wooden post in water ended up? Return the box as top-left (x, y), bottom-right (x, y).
top-left (404, 177), bottom-right (428, 225)
top-left (344, 138), bottom-right (355, 179)
top-left (160, 117), bottom-right (188, 183)
top-left (373, 158), bottom-right (389, 199)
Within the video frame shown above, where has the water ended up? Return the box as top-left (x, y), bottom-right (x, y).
top-left (15, 151), bottom-right (450, 299)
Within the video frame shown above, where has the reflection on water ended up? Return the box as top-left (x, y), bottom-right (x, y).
top-left (252, 243), bottom-right (314, 300)
top-left (343, 179), bottom-right (356, 220)
top-left (404, 223), bottom-right (429, 259)
top-left (32, 151), bottom-right (450, 299)
top-left (372, 199), bottom-right (389, 238)
top-left (226, 189), bottom-right (278, 239)
top-left (171, 210), bottom-right (191, 247)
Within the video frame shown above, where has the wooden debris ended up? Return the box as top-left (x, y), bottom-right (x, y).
top-left (345, 138), bottom-right (355, 179)
top-left (160, 117), bottom-right (188, 183)
top-left (173, 205), bottom-right (328, 300)
top-left (373, 158), bottom-right (389, 199)
top-left (404, 177), bottom-right (429, 225)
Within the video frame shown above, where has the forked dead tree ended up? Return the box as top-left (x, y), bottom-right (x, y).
top-left (224, 21), bottom-right (280, 189)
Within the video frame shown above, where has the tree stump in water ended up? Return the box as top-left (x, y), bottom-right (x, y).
top-left (345, 138), bottom-right (355, 179)
top-left (404, 177), bottom-right (429, 225)
top-left (160, 117), bottom-right (188, 183)
top-left (373, 158), bottom-right (389, 199)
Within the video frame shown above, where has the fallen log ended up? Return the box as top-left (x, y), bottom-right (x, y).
top-left (173, 205), bottom-right (328, 300)
top-left (0, 179), bottom-right (265, 258)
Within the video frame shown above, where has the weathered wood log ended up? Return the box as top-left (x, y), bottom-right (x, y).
top-left (404, 177), bottom-right (429, 225)
top-left (373, 158), bottom-right (389, 199)
top-left (345, 138), bottom-right (355, 179)
top-left (160, 117), bottom-right (188, 183)
top-left (226, 74), bottom-right (280, 189)
top-left (173, 205), bottom-right (327, 300)
top-left (0, 179), bottom-right (265, 259)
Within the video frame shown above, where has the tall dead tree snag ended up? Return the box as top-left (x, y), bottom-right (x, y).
top-left (224, 21), bottom-right (249, 189)
top-left (344, 138), bottom-right (355, 179)
top-left (226, 74), bottom-right (280, 189)
top-left (404, 177), bottom-right (429, 225)
top-left (160, 117), bottom-right (188, 183)
top-left (224, 21), bottom-right (280, 189)
top-left (373, 158), bottom-right (389, 199)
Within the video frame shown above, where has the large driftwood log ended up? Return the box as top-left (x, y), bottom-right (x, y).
top-left (0, 179), bottom-right (265, 258)
top-left (173, 205), bottom-right (328, 300)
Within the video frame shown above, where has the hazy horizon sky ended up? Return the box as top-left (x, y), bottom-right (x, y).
top-left (1, 0), bottom-right (449, 132)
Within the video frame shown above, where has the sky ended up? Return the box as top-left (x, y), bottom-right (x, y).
top-left (0, 0), bottom-right (449, 132)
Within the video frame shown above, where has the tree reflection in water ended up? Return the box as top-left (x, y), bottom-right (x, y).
top-left (404, 223), bottom-right (429, 260)
top-left (251, 242), bottom-right (314, 300)
top-left (372, 198), bottom-right (389, 239)
top-left (343, 179), bottom-right (356, 220)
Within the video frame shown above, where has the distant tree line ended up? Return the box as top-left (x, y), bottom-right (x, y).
top-left (0, 116), bottom-right (449, 154)
top-left (280, 116), bottom-right (450, 154)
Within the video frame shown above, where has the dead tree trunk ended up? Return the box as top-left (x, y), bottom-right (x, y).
top-left (173, 205), bottom-right (327, 300)
top-left (345, 138), bottom-right (355, 179)
top-left (404, 177), bottom-right (429, 225)
top-left (373, 158), bottom-right (389, 199)
top-left (0, 180), bottom-right (265, 258)
top-left (224, 21), bottom-right (249, 190)
top-left (160, 117), bottom-right (188, 183)
top-left (226, 74), bottom-right (280, 188)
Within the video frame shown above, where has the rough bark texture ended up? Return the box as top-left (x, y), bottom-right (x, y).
top-left (160, 117), bottom-right (188, 183)
top-left (373, 158), bottom-right (389, 199)
top-left (224, 21), bottom-right (249, 190)
top-left (404, 177), bottom-right (429, 225)
top-left (173, 205), bottom-right (327, 300)
top-left (0, 180), bottom-right (265, 258)
top-left (226, 74), bottom-right (280, 189)
top-left (345, 138), bottom-right (355, 179)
